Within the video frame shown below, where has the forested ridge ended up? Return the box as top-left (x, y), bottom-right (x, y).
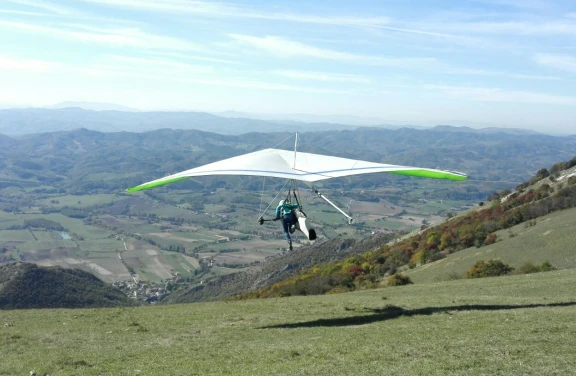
top-left (0, 262), bottom-right (137, 309)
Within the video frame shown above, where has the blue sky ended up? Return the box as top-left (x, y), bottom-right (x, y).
top-left (1, 0), bottom-right (575, 133)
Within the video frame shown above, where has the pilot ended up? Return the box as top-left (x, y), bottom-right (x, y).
top-left (274, 199), bottom-right (299, 250)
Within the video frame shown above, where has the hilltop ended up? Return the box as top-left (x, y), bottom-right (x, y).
top-left (0, 262), bottom-right (136, 309)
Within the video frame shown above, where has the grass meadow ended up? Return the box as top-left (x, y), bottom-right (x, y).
top-left (2, 269), bottom-right (576, 375)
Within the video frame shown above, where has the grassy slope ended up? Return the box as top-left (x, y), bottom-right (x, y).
top-left (2, 269), bottom-right (576, 375)
top-left (407, 207), bottom-right (576, 283)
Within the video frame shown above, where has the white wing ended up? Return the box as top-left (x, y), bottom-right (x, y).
top-left (127, 148), bottom-right (467, 192)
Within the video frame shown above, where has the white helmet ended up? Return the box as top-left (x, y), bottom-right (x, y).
top-left (279, 200), bottom-right (285, 206)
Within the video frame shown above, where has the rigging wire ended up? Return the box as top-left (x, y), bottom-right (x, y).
top-left (258, 176), bottom-right (266, 217)
top-left (257, 133), bottom-right (297, 219)
top-left (257, 178), bottom-right (292, 219)
top-left (270, 133), bottom-right (296, 150)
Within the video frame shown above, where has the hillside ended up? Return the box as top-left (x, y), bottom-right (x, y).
top-left (0, 262), bottom-right (136, 309)
top-left (166, 233), bottom-right (395, 303)
top-left (236, 157), bottom-right (576, 299)
top-left (406, 206), bottom-right (576, 283)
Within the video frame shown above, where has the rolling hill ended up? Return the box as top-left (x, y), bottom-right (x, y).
top-left (1, 126), bottom-right (574, 200)
top-left (0, 262), bottom-right (136, 309)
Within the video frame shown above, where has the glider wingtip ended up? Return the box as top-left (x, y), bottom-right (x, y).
top-left (126, 185), bottom-right (146, 193)
top-left (452, 171), bottom-right (468, 181)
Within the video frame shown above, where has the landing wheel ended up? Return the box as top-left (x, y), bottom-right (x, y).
top-left (308, 229), bottom-right (316, 241)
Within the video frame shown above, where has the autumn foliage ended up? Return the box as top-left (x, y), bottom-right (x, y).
top-left (387, 273), bottom-right (413, 286)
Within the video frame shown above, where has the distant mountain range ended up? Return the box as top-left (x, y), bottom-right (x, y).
top-left (0, 126), bottom-right (574, 202)
top-left (214, 110), bottom-right (407, 127)
top-left (0, 107), bottom-right (555, 136)
top-left (430, 125), bottom-right (543, 135)
top-left (48, 101), bottom-right (139, 112)
top-left (0, 108), bottom-right (358, 135)
top-left (212, 111), bottom-right (527, 131)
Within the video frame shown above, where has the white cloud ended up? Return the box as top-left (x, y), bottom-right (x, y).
top-left (228, 34), bottom-right (435, 66)
top-left (535, 53), bottom-right (576, 73)
top-left (424, 84), bottom-right (576, 105)
top-left (443, 67), bottom-right (560, 80)
top-left (0, 9), bottom-right (51, 17)
top-left (0, 50), bottom-right (350, 95)
top-left (6, 57), bottom-right (350, 95)
top-left (274, 70), bottom-right (371, 83)
top-left (418, 21), bottom-right (576, 36)
top-left (178, 76), bottom-right (352, 94)
top-left (0, 55), bottom-right (62, 72)
top-left (105, 55), bottom-right (214, 74)
top-left (379, 25), bottom-right (462, 39)
top-left (77, 0), bottom-right (389, 28)
top-left (147, 51), bottom-right (240, 65)
top-left (5, 0), bottom-right (76, 16)
top-left (0, 21), bottom-right (197, 50)
top-left (82, 66), bottom-right (351, 94)
top-left (471, 0), bottom-right (552, 9)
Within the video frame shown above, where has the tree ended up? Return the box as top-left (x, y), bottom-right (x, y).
top-left (387, 273), bottom-right (413, 286)
top-left (466, 260), bottom-right (514, 279)
top-left (517, 261), bottom-right (556, 274)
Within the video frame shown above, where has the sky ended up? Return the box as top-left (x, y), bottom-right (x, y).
top-left (1, 0), bottom-right (576, 133)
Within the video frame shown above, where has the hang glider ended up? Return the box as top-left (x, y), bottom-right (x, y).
top-left (126, 148), bottom-right (467, 193)
top-left (126, 139), bottom-right (467, 245)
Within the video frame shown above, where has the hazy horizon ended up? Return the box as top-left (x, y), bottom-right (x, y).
top-left (1, 0), bottom-right (575, 134)
top-left (3, 102), bottom-right (574, 136)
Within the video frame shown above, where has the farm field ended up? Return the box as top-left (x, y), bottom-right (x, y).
top-left (2, 269), bottom-right (576, 375)
top-left (0, 185), bottom-right (470, 284)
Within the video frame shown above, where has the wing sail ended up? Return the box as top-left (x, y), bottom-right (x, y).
top-left (127, 148), bottom-right (467, 192)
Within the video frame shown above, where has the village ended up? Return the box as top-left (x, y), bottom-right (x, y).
top-left (112, 272), bottom-right (193, 303)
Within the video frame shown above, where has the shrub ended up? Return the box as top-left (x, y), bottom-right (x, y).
top-left (484, 233), bottom-right (497, 245)
top-left (326, 286), bottom-right (353, 294)
top-left (529, 168), bottom-right (550, 185)
top-left (387, 273), bottom-right (413, 286)
top-left (466, 260), bottom-right (514, 279)
top-left (517, 261), bottom-right (557, 275)
top-left (539, 261), bottom-right (557, 272)
top-left (516, 262), bottom-right (539, 274)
